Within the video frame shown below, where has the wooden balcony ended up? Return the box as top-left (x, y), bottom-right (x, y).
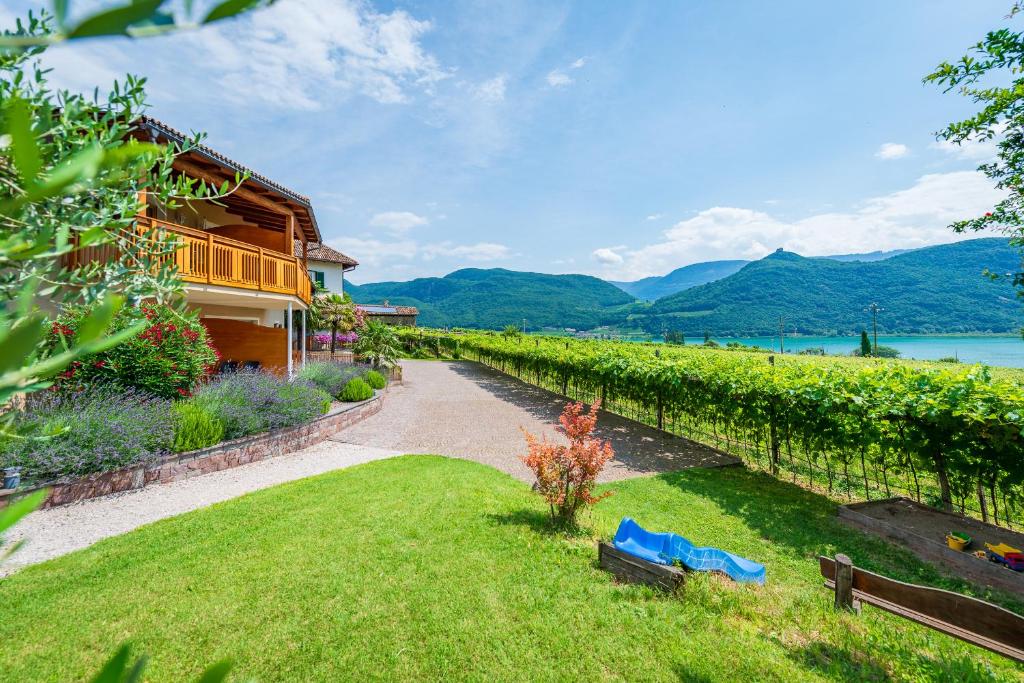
top-left (139, 218), bottom-right (312, 304)
top-left (63, 218), bottom-right (312, 305)
top-left (144, 218), bottom-right (311, 304)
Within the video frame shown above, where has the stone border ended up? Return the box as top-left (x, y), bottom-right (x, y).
top-left (2, 389), bottom-right (387, 510)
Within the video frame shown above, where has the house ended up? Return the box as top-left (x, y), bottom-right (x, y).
top-left (295, 241), bottom-right (358, 295)
top-left (356, 302), bottom-right (419, 327)
top-left (64, 117), bottom-right (339, 374)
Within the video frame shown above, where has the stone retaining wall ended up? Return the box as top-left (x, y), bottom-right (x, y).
top-left (4, 390), bottom-right (386, 510)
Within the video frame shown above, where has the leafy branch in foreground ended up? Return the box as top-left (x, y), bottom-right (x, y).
top-left (926, 4), bottom-right (1024, 293)
top-left (0, 0), bottom-right (276, 49)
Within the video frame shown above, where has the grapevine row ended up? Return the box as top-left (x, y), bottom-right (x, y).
top-left (400, 328), bottom-right (1024, 527)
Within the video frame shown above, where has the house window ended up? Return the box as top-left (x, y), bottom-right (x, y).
top-left (309, 270), bottom-right (325, 290)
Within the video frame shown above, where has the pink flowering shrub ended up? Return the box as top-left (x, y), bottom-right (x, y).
top-left (521, 400), bottom-right (615, 525)
top-left (45, 303), bottom-right (219, 399)
top-left (313, 331), bottom-right (359, 346)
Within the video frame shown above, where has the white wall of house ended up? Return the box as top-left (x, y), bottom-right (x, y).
top-left (307, 260), bottom-right (346, 295)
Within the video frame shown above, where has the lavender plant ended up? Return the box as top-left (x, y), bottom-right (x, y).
top-left (0, 385), bottom-right (174, 483)
top-left (296, 361), bottom-right (373, 399)
top-left (191, 371), bottom-right (330, 439)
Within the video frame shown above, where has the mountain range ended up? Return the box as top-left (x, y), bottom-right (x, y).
top-left (346, 238), bottom-right (1023, 336)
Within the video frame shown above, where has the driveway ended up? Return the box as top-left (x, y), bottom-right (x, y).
top-left (334, 360), bottom-right (739, 483)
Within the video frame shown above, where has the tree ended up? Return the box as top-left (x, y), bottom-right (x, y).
top-left (0, 8), bottom-right (257, 435)
top-left (309, 293), bottom-right (357, 355)
top-left (926, 4), bottom-right (1024, 292)
top-left (860, 330), bottom-right (872, 357)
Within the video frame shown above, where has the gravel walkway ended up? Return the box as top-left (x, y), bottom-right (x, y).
top-left (3, 440), bottom-right (400, 574)
top-left (335, 360), bottom-right (739, 483)
top-left (5, 359), bottom-right (736, 573)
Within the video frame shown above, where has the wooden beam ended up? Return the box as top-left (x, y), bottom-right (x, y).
top-left (598, 542), bottom-right (684, 592)
top-left (174, 159), bottom-right (295, 218)
top-left (285, 213), bottom-right (295, 256)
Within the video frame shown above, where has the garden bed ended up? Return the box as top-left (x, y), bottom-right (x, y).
top-left (0, 389), bottom-right (387, 509)
top-left (840, 497), bottom-right (1024, 597)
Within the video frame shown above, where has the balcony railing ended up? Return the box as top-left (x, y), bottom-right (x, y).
top-left (148, 218), bottom-right (311, 304)
top-left (63, 218), bottom-right (312, 304)
top-left (65, 217), bottom-right (312, 304)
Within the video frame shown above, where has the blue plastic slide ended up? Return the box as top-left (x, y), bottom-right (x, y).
top-left (612, 517), bottom-right (766, 585)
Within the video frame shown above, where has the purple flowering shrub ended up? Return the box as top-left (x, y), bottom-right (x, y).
top-left (0, 385), bottom-right (174, 484)
top-left (191, 370), bottom-right (330, 439)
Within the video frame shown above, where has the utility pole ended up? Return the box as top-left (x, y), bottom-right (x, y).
top-left (865, 303), bottom-right (883, 354)
top-left (779, 315), bottom-right (785, 354)
top-left (522, 318), bottom-right (527, 334)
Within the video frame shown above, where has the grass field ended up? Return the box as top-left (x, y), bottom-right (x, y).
top-left (1, 456), bottom-right (1022, 681)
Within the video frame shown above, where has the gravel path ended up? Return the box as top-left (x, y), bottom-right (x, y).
top-left (335, 360), bottom-right (739, 483)
top-left (5, 359), bottom-right (736, 573)
top-left (3, 440), bottom-right (401, 574)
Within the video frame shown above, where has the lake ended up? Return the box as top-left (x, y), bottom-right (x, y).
top-left (709, 335), bottom-right (1024, 367)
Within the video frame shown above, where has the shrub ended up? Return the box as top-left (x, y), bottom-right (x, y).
top-left (521, 400), bottom-right (615, 526)
top-left (298, 362), bottom-right (375, 398)
top-left (354, 320), bottom-right (400, 368)
top-left (190, 371), bottom-right (330, 439)
top-left (339, 377), bottom-right (374, 402)
top-left (0, 385), bottom-right (174, 484)
top-left (44, 303), bottom-right (219, 399)
top-left (172, 402), bottom-right (225, 453)
top-left (364, 369), bottom-right (387, 390)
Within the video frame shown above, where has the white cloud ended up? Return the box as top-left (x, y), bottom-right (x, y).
top-left (546, 70), bottom-right (572, 87)
top-left (328, 236), bottom-right (510, 281)
top-left (592, 247), bottom-right (624, 265)
top-left (875, 142), bottom-right (908, 160)
top-left (162, 0), bottom-right (445, 110)
top-left (422, 242), bottom-right (511, 261)
top-left (594, 170), bottom-right (1005, 280)
top-left (369, 211), bottom-right (429, 233)
top-left (646, 213), bottom-right (662, 221)
top-left (545, 56), bottom-right (587, 88)
top-left (474, 74), bottom-right (507, 103)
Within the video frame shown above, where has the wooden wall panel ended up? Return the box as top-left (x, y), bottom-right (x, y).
top-left (207, 224), bottom-right (288, 254)
top-left (202, 318), bottom-right (287, 371)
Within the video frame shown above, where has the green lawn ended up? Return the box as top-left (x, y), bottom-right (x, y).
top-left (1, 456), bottom-right (1022, 681)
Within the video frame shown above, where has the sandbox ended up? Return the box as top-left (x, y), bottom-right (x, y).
top-left (840, 497), bottom-right (1024, 598)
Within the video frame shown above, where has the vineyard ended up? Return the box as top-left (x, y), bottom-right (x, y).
top-left (399, 328), bottom-right (1024, 527)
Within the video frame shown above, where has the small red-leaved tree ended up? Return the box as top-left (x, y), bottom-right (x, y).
top-left (521, 400), bottom-right (615, 525)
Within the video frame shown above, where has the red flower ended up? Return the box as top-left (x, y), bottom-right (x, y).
top-left (176, 387), bottom-right (190, 397)
top-left (986, 212), bottom-right (993, 217)
top-left (93, 360), bottom-right (107, 368)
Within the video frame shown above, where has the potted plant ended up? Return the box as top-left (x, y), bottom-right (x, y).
top-left (3, 466), bottom-right (21, 490)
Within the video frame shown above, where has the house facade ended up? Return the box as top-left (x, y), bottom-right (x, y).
top-left (300, 242), bottom-right (358, 295)
top-left (66, 117), bottom-right (339, 374)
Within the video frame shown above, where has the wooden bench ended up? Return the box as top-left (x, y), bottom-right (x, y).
top-left (821, 554), bottom-right (1024, 662)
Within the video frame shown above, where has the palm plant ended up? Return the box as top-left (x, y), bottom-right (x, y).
top-left (353, 320), bottom-right (400, 369)
top-left (308, 293), bottom-right (356, 355)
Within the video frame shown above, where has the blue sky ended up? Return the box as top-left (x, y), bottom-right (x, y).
top-left (4, 0), bottom-right (1014, 282)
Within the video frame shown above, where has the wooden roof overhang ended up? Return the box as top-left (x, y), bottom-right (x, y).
top-left (134, 117), bottom-right (321, 245)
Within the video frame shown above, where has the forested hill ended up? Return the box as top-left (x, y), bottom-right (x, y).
top-left (629, 238), bottom-right (1023, 336)
top-left (346, 268), bottom-right (634, 330)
